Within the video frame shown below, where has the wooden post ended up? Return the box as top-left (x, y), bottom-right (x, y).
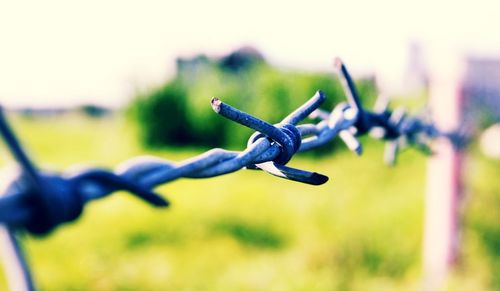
top-left (422, 60), bottom-right (464, 290)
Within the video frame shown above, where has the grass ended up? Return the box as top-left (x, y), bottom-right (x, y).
top-left (0, 113), bottom-right (498, 290)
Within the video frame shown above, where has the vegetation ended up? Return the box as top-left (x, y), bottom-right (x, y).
top-left (129, 47), bottom-right (377, 149)
top-left (0, 114), bottom-right (497, 290)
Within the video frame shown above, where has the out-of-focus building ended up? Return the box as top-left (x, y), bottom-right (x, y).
top-left (175, 54), bottom-right (211, 82)
top-left (175, 46), bottom-right (266, 83)
top-left (462, 57), bottom-right (500, 128)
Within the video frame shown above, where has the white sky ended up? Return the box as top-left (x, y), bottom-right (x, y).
top-left (1, 0), bottom-right (499, 108)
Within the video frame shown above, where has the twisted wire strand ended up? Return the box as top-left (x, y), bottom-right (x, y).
top-left (0, 60), bottom-right (455, 235)
top-left (0, 59), bottom-right (470, 291)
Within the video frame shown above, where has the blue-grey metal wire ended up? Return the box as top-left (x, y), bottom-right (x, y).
top-left (0, 59), bottom-right (461, 290)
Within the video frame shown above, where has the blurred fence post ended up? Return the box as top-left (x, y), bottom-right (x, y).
top-left (422, 60), bottom-right (464, 290)
top-left (0, 225), bottom-right (35, 291)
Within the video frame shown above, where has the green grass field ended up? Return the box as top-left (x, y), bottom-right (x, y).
top-left (0, 114), bottom-right (498, 290)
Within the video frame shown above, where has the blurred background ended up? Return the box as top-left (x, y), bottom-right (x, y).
top-left (1, 0), bottom-right (499, 290)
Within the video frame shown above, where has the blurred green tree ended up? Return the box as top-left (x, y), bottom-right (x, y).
top-left (129, 47), bottom-right (377, 149)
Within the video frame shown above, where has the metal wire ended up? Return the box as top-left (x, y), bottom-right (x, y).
top-left (0, 59), bottom-right (463, 290)
top-left (0, 59), bottom-right (459, 231)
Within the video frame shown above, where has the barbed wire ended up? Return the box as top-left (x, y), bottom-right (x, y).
top-left (0, 58), bottom-right (470, 291)
top-left (0, 58), bottom-right (460, 237)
